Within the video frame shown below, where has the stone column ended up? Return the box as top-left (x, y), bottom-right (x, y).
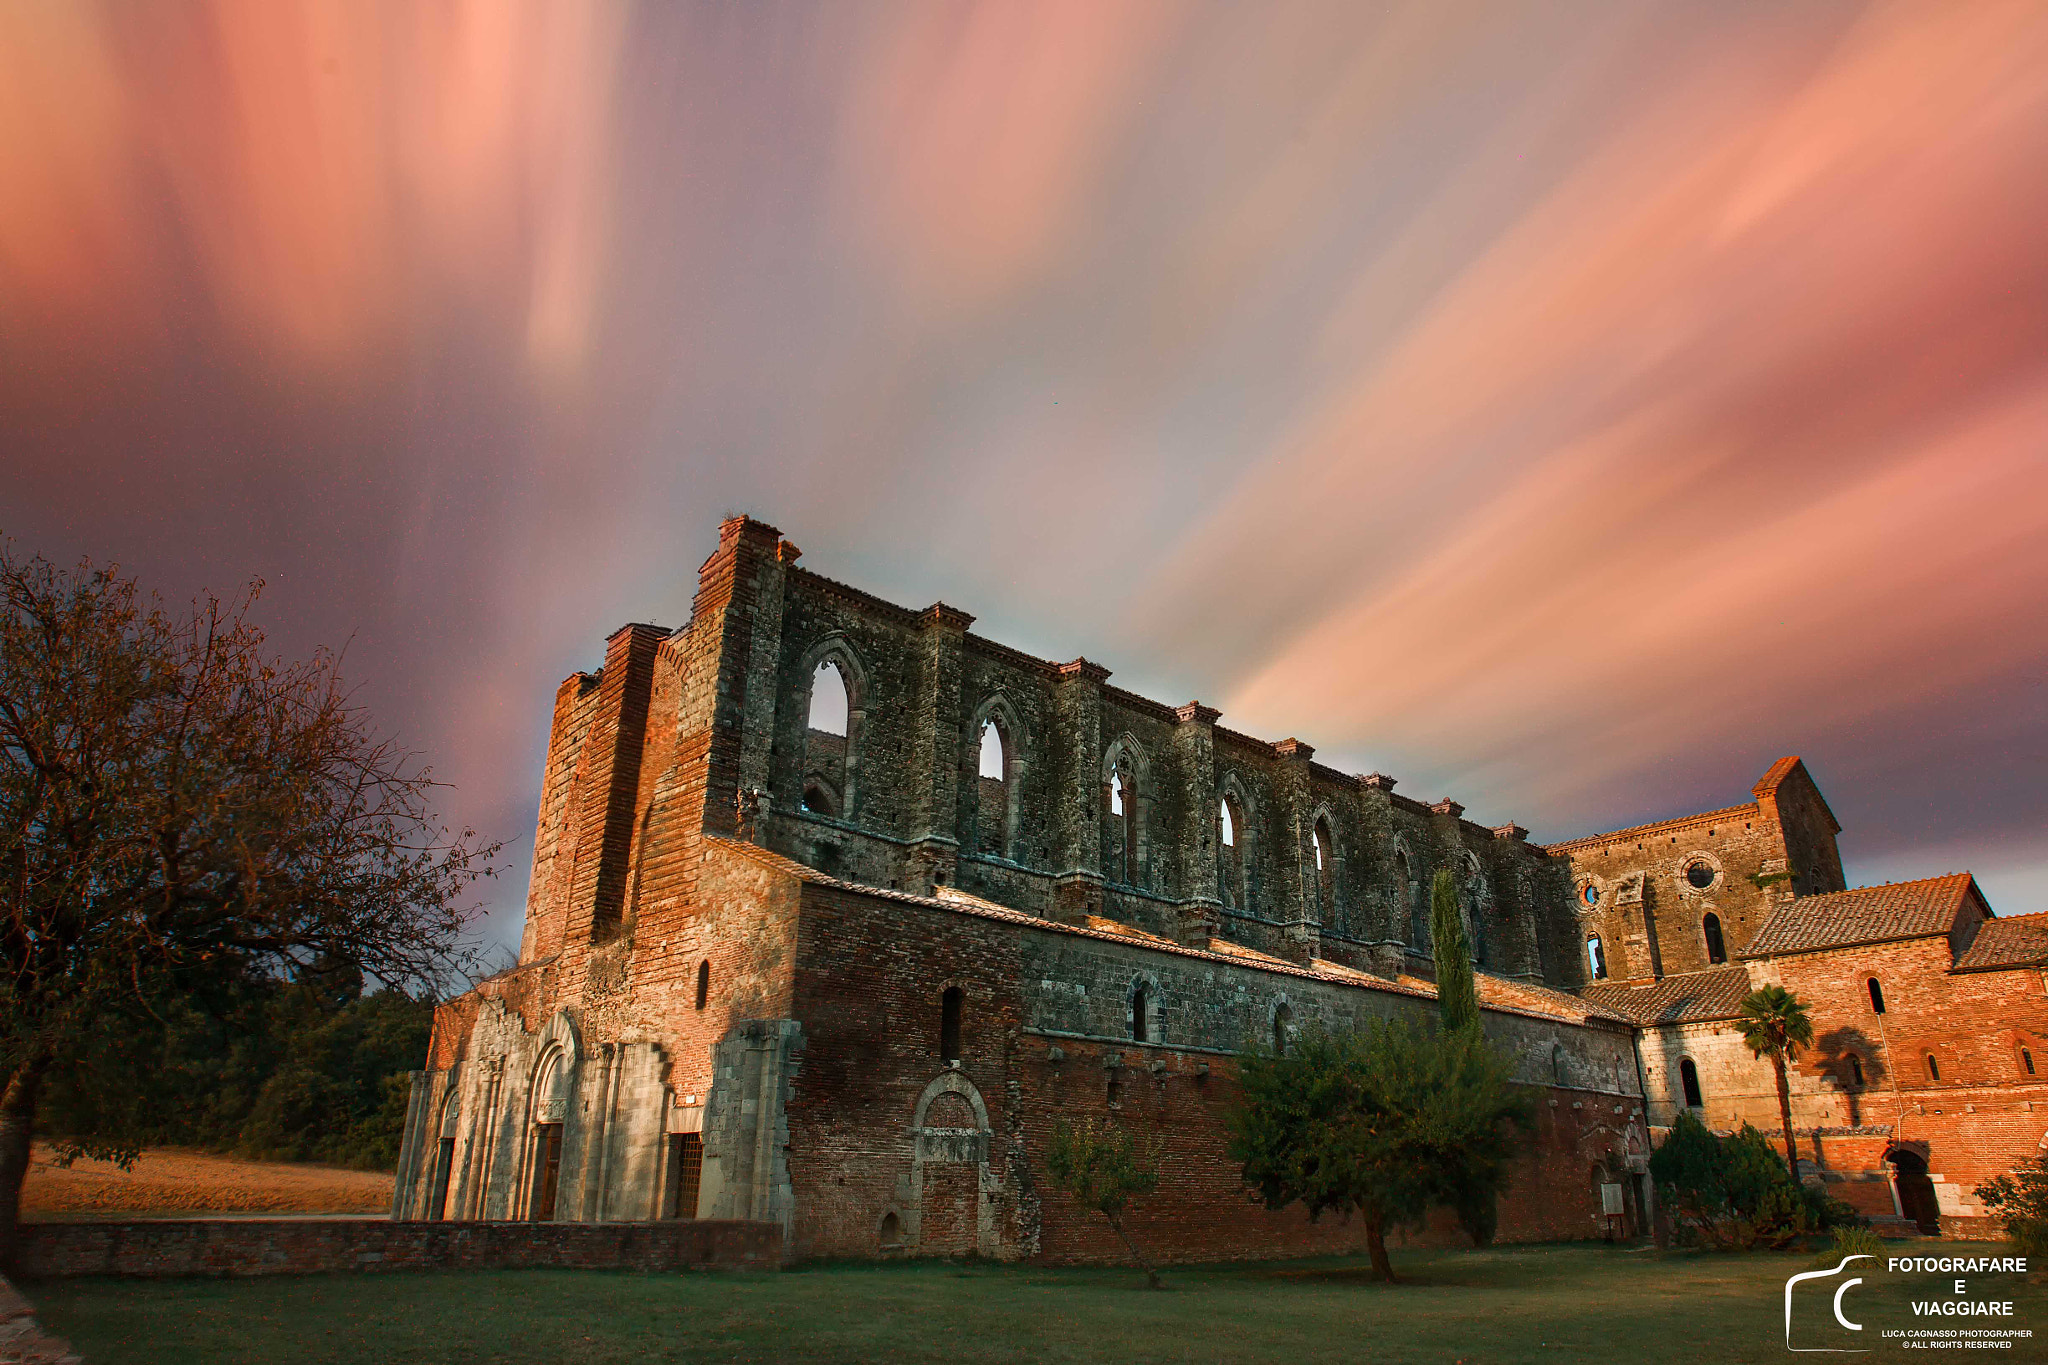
top-left (1358, 772), bottom-right (1407, 977)
top-left (1050, 658), bottom-right (1109, 923)
top-left (907, 603), bottom-right (974, 892)
top-left (1172, 703), bottom-right (1223, 946)
top-left (1273, 738), bottom-right (1319, 964)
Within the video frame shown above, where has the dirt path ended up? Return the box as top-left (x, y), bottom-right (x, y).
top-left (21, 1145), bottom-right (394, 1216)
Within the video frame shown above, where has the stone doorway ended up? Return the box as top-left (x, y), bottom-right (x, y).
top-left (1889, 1149), bottom-right (1940, 1233)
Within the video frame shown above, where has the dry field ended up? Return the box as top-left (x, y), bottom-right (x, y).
top-left (21, 1145), bottom-right (393, 1218)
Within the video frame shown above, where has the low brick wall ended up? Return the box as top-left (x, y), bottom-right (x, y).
top-left (15, 1219), bottom-right (781, 1279)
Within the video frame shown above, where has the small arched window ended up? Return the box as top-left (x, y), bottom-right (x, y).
top-left (1130, 984), bottom-right (1149, 1043)
top-left (1586, 935), bottom-right (1608, 981)
top-left (1679, 1057), bottom-right (1703, 1109)
top-left (1218, 793), bottom-right (1246, 909)
top-left (801, 779), bottom-right (837, 816)
top-left (939, 986), bottom-right (963, 1061)
top-left (808, 661), bottom-right (849, 735)
top-left (1107, 757), bottom-right (1138, 885)
top-left (1703, 913), bottom-right (1726, 965)
top-left (2024, 1048), bottom-right (2037, 1077)
top-left (695, 959), bottom-right (710, 1010)
top-left (1220, 798), bottom-right (1235, 848)
top-left (1272, 1003), bottom-right (1292, 1056)
top-left (1925, 1053), bottom-right (1940, 1083)
top-left (1848, 1054), bottom-right (1865, 1087)
top-left (1868, 977), bottom-right (1886, 1015)
top-left (1311, 817), bottom-right (1336, 925)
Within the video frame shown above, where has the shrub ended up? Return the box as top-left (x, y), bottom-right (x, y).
top-left (1811, 1224), bottom-right (1885, 1269)
top-left (1975, 1155), bottom-right (2048, 1260)
top-left (1650, 1113), bottom-right (1854, 1250)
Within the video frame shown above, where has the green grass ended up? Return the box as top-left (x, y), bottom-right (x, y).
top-left (31, 1241), bottom-right (2046, 1365)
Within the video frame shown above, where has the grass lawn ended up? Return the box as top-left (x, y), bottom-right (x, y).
top-left (33, 1240), bottom-right (2045, 1365)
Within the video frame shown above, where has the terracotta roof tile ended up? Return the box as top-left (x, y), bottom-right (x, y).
top-left (1954, 910), bottom-right (2048, 972)
top-left (1741, 875), bottom-right (1974, 957)
top-left (1580, 966), bottom-right (1752, 1025)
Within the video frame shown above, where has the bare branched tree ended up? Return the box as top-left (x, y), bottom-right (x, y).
top-left (0, 545), bottom-right (499, 1264)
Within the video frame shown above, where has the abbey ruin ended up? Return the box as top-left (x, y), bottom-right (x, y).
top-left (393, 516), bottom-right (2047, 1259)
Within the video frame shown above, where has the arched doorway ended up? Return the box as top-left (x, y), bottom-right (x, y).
top-left (1888, 1148), bottom-right (1940, 1233)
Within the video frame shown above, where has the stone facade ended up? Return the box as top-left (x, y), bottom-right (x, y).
top-left (394, 515), bottom-right (2041, 1258)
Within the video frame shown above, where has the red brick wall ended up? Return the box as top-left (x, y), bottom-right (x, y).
top-left (15, 1219), bottom-right (782, 1278)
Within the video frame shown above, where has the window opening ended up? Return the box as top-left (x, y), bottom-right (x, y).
top-left (801, 779), bottom-right (836, 816)
top-left (430, 1136), bottom-right (455, 1221)
top-left (1703, 913), bottom-right (1726, 965)
top-left (940, 986), bottom-right (963, 1061)
top-left (978, 721), bottom-right (1004, 779)
top-left (977, 720), bottom-right (1009, 857)
top-left (530, 1123), bottom-right (564, 1221)
top-left (2024, 1048), bottom-right (2037, 1077)
top-left (664, 1133), bottom-right (703, 1219)
top-left (1679, 1057), bottom-right (1703, 1109)
top-left (1581, 882), bottom-right (1598, 907)
top-left (1686, 861), bottom-right (1716, 890)
top-left (879, 1211), bottom-right (902, 1246)
top-left (695, 959), bottom-right (710, 1010)
top-left (1551, 1044), bottom-right (1567, 1085)
top-left (808, 661), bottom-right (848, 735)
top-left (1219, 799), bottom-right (1235, 847)
top-left (1131, 984), bottom-right (1149, 1043)
top-left (1272, 1004), bottom-right (1291, 1056)
top-left (1849, 1054), bottom-right (1865, 1087)
top-left (1868, 977), bottom-right (1885, 1014)
top-left (1925, 1053), bottom-right (1940, 1083)
top-left (1107, 759), bottom-right (1137, 884)
top-left (1586, 935), bottom-right (1608, 980)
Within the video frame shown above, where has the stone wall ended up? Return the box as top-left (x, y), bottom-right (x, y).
top-left (14, 1219), bottom-right (781, 1279)
top-left (778, 870), bottom-right (1650, 1264)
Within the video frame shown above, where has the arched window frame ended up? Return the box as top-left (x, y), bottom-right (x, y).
top-left (695, 958), bottom-right (710, 1010)
top-left (794, 636), bottom-right (871, 821)
top-left (969, 694), bottom-right (1029, 863)
top-left (1101, 735), bottom-right (1151, 889)
top-left (1679, 1056), bottom-right (1704, 1109)
top-left (1218, 775), bottom-right (1255, 913)
top-left (1309, 807), bottom-right (1340, 933)
top-left (1702, 912), bottom-right (1727, 965)
top-left (1127, 974), bottom-right (1161, 1045)
top-left (1867, 977), bottom-right (1886, 1015)
top-left (1586, 934), bottom-right (1609, 981)
top-left (1271, 1000), bottom-right (1293, 1057)
top-left (1393, 842), bottom-right (1423, 950)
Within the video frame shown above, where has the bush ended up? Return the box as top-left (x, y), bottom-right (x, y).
top-left (1650, 1113), bottom-right (1855, 1250)
top-left (1811, 1224), bottom-right (1885, 1269)
top-left (1975, 1155), bottom-right (2048, 1259)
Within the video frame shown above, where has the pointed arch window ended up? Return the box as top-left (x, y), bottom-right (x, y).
top-left (1586, 934), bottom-right (1608, 981)
top-left (1130, 983), bottom-right (1150, 1043)
top-left (1311, 817), bottom-right (1336, 928)
top-left (1703, 913), bottom-right (1727, 965)
top-left (977, 719), bottom-right (1010, 858)
top-left (1396, 849), bottom-right (1422, 949)
top-left (1679, 1057), bottom-right (1703, 1109)
top-left (1219, 794), bottom-right (1246, 909)
top-left (1106, 753), bottom-right (1140, 886)
top-left (800, 647), bottom-right (866, 822)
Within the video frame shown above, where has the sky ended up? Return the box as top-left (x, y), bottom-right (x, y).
top-left (4, 1), bottom-right (2045, 951)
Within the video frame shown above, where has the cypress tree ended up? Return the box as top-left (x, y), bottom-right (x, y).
top-left (1431, 868), bottom-right (1479, 1035)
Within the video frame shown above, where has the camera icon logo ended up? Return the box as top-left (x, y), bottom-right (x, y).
top-left (1784, 1254), bottom-right (1875, 1353)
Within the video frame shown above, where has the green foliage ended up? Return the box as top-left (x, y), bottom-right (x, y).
top-left (38, 978), bottom-right (432, 1171)
top-left (1735, 986), bottom-right (1815, 1062)
top-left (1430, 869), bottom-right (1478, 1037)
top-left (1649, 1113), bottom-right (1852, 1250)
top-left (1974, 1154), bottom-right (2048, 1259)
top-left (1045, 1119), bottom-right (1165, 1287)
top-left (1748, 870), bottom-right (1794, 890)
top-left (1811, 1223), bottom-right (1885, 1269)
top-left (1228, 1019), bottom-right (1532, 1278)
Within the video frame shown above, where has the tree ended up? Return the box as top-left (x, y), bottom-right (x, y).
top-left (1431, 868), bottom-right (1478, 1036)
top-left (1650, 1112), bottom-right (1847, 1250)
top-left (0, 546), bottom-right (497, 1264)
top-left (1974, 1154), bottom-right (2048, 1262)
top-left (1734, 984), bottom-right (1815, 1175)
top-left (1044, 1117), bottom-right (1165, 1288)
top-left (1228, 1020), bottom-right (1531, 1282)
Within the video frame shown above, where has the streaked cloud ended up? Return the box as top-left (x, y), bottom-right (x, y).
top-left (2, 1), bottom-right (2043, 943)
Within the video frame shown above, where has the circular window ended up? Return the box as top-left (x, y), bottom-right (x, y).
top-left (1579, 882), bottom-right (1599, 907)
top-left (1685, 862), bottom-right (1716, 890)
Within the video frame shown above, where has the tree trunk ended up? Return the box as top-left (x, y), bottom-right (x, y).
top-left (0, 1057), bottom-right (48, 1273)
top-left (1363, 1205), bottom-right (1398, 1284)
top-left (1104, 1212), bottom-right (1163, 1290)
top-left (1773, 1056), bottom-right (1800, 1176)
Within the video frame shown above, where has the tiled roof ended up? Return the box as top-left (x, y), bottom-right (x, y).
top-left (1741, 874), bottom-right (1974, 957)
top-left (1383, 971), bottom-right (1637, 1026)
top-left (1580, 966), bottom-right (1752, 1025)
top-left (1954, 910), bottom-right (2048, 973)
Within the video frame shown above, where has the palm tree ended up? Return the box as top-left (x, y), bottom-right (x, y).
top-left (1736, 984), bottom-right (1816, 1176)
